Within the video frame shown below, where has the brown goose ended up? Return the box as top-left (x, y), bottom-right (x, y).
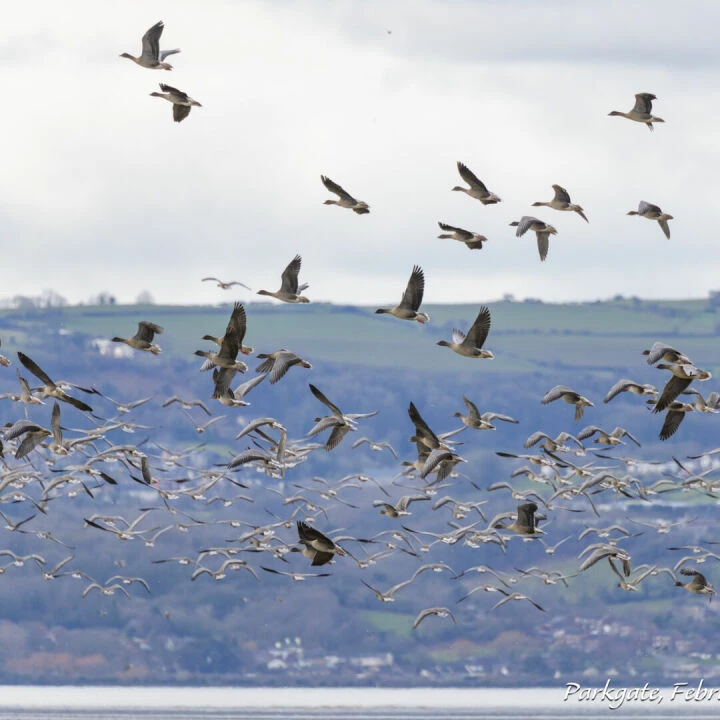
top-left (452, 162), bottom-right (501, 204)
top-left (321, 176), bottom-right (369, 214)
top-left (509, 216), bottom-right (557, 261)
top-left (436, 306), bottom-right (493, 358)
top-left (194, 302), bottom-right (249, 372)
top-left (675, 568), bottom-right (715, 598)
top-left (437, 222), bottom-right (487, 249)
top-left (627, 201), bottom-right (673, 239)
top-left (111, 321), bottom-right (163, 354)
top-left (532, 185), bottom-right (588, 222)
top-left (608, 93), bottom-right (664, 131)
top-left (120, 21), bottom-right (180, 70)
top-left (541, 385), bottom-right (594, 422)
top-left (257, 255), bottom-right (310, 303)
top-left (17, 353), bottom-right (92, 413)
top-left (375, 265), bottom-right (429, 323)
top-left (149, 84), bottom-right (202, 122)
top-left (255, 349), bottom-right (312, 384)
top-left (294, 521), bottom-right (345, 566)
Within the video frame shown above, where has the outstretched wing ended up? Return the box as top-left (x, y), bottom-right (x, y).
top-left (321, 175), bottom-right (356, 203)
top-left (280, 255), bottom-right (302, 294)
top-left (464, 306), bottom-right (491, 349)
top-left (457, 162), bottom-right (488, 193)
top-left (552, 184), bottom-right (571, 203)
top-left (140, 21), bottom-right (163, 63)
top-left (309, 384), bottom-right (343, 417)
top-left (633, 93), bottom-right (655, 114)
top-left (399, 265), bottom-right (424, 311)
top-left (136, 321), bottom-right (164, 343)
top-left (17, 352), bottom-right (54, 387)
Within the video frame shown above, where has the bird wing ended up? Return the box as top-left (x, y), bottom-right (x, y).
top-left (408, 402), bottom-right (439, 446)
top-left (659, 409), bottom-right (686, 441)
top-left (136, 322), bottom-right (163, 343)
top-left (536, 232), bottom-right (550, 261)
top-left (280, 255), bottom-right (302, 294)
top-left (309, 384), bottom-right (343, 417)
top-left (321, 175), bottom-right (356, 203)
top-left (325, 424), bottom-right (351, 451)
top-left (269, 352), bottom-right (302, 384)
top-left (462, 395), bottom-right (481, 423)
top-left (464, 306), bottom-right (491, 349)
top-left (542, 385), bottom-right (572, 404)
top-left (638, 200), bottom-right (662, 215)
top-left (552, 184), bottom-right (571, 203)
top-left (457, 162), bottom-right (488, 193)
top-left (655, 376), bottom-right (693, 412)
top-left (399, 265), bottom-right (425, 311)
top-left (140, 21), bottom-right (163, 63)
top-left (51, 402), bottom-right (62, 445)
top-left (173, 104), bottom-right (192, 123)
top-left (513, 216), bottom-right (537, 237)
top-left (17, 352), bottom-right (54, 387)
top-left (159, 83), bottom-right (188, 101)
top-left (634, 93), bottom-right (655, 114)
top-left (658, 218), bottom-right (671, 239)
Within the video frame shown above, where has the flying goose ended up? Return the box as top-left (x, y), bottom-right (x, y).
top-left (373, 495), bottom-right (430, 518)
top-left (307, 384), bottom-right (377, 451)
top-left (412, 607), bottom-right (456, 630)
top-left (257, 255), bottom-right (310, 303)
top-left (532, 185), bottom-right (588, 222)
top-left (321, 176), bottom-right (369, 214)
top-left (627, 201), bottom-right (673, 239)
top-left (675, 568), bottom-right (715, 598)
top-left (201, 277), bottom-right (251, 290)
top-left (608, 93), bottom-right (664, 131)
top-left (120, 21), bottom-right (180, 70)
top-left (375, 265), bottom-right (429, 323)
top-left (111, 321), bottom-right (163, 354)
top-left (194, 302), bottom-right (249, 372)
top-left (255, 349), bottom-right (312, 384)
top-left (542, 385), bottom-right (594, 422)
top-left (577, 425), bottom-right (641, 447)
top-left (453, 396), bottom-right (518, 430)
top-left (149, 84), bottom-right (202, 123)
top-left (437, 222), bottom-right (487, 250)
top-left (17, 353), bottom-right (93, 412)
top-left (509, 216), bottom-right (557, 261)
top-left (452, 162), bottom-right (501, 204)
top-left (654, 363), bottom-right (712, 412)
top-left (436, 306), bottom-right (493, 358)
top-left (642, 342), bottom-right (692, 366)
top-left (603, 378), bottom-right (657, 403)
top-left (491, 502), bottom-right (542, 536)
top-left (294, 521), bottom-right (345, 566)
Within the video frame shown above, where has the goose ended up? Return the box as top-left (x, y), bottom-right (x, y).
top-left (149, 84), bottom-right (202, 123)
top-left (255, 349), bottom-right (312, 384)
top-left (201, 277), bottom-right (251, 290)
top-left (111, 321), bottom-right (163, 354)
top-left (373, 495), bottom-right (430, 518)
top-left (683, 389), bottom-right (720, 413)
top-left (321, 175), bottom-right (369, 214)
top-left (524, 431), bottom-right (584, 452)
top-left (436, 306), bottom-right (493, 358)
top-left (453, 395), bottom-right (518, 431)
top-left (509, 216), bottom-right (557, 261)
top-left (642, 342), bottom-right (692, 366)
top-left (542, 385), bottom-right (594, 422)
top-left (627, 201), bottom-right (673, 239)
top-left (307, 384), bottom-right (377, 451)
top-left (257, 254), bottom-right (310, 303)
top-left (532, 185), bottom-right (588, 222)
top-left (437, 222), bottom-right (487, 250)
top-left (452, 162), bottom-right (501, 204)
top-left (351, 437), bottom-right (398, 458)
top-left (603, 378), bottom-right (657, 403)
top-left (294, 521), bottom-right (345, 566)
top-left (194, 302), bottom-right (249, 372)
top-left (654, 363), bottom-right (711, 412)
top-left (120, 21), bottom-right (179, 70)
top-left (491, 502), bottom-right (542, 537)
top-left (17, 353), bottom-right (93, 412)
top-left (490, 589), bottom-right (545, 613)
top-left (577, 425), bottom-right (641, 447)
top-left (375, 265), bottom-right (429, 323)
top-left (162, 396), bottom-right (211, 416)
top-left (675, 568), bottom-right (715, 598)
top-left (608, 93), bottom-right (664, 131)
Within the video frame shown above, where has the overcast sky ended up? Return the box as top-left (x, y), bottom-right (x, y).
top-left (1, 0), bottom-right (718, 306)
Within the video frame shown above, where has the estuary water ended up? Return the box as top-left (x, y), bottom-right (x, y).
top-left (0, 686), bottom-right (719, 719)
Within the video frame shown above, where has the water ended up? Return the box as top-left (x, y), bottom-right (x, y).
top-left (0, 686), bottom-right (718, 719)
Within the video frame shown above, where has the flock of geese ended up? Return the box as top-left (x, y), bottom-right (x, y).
top-left (0, 20), bottom-right (714, 643)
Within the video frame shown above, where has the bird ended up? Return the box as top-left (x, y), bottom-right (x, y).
top-left (452, 162), bottom-right (501, 204)
top-left (509, 217), bottom-right (558, 261)
top-left (256, 255), bottom-right (310, 303)
top-left (120, 21), bottom-right (180, 71)
top-left (642, 342), bottom-right (692, 366)
top-left (201, 277), bottom-right (251, 290)
top-left (293, 521), bottom-right (345, 566)
top-left (16, 353), bottom-right (92, 413)
top-left (212, 370), bottom-right (266, 407)
top-left (542, 385), bottom-right (594, 422)
top-left (111, 321), bottom-right (163, 354)
top-left (375, 266), bottom-right (429, 323)
top-left (255, 350), bottom-right (312, 385)
top-left (659, 402), bottom-right (695, 441)
top-left (675, 568), bottom-right (715, 598)
top-left (194, 302), bottom-right (249, 373)
top-left (654, 363), bottom-right (712, 412)
top-left (307, 384), bottom-right (377, 451)
top-left (436, 306), bottom-right (493, 358)
top-left (608, 93), bottom-right (664, 131)
top-left (627, 201), bottom-right (673, 239)
top-left (373, 495), bottom-right (430, 518)
top-left (320, 176), bottom-right (369, 214)
top-left (260, 566), bottom-right (331, 581)
top-left (603, 378), bottom-right (657, 403)
top-left (412, 607), bottom-right (456, 630)
top-left (577, 426), bottom-right (641, 448)
top-left (490, 589), bottom-right (545, 613)
top-left (351, 437), bottom-right (398, 458)
top-left (532, 185), bottom-right (588, 222)
top-left (0, 339), bottom-right (9, 367)
top-left (149, 84), bottom-right (202, 123)
top-left (491, 502), bottom-right (542, 536)
top-left (453, 396), bottom-right (518, 431)
top-left (162, 396), bottom-right (211, 416)
top-left (437, 222), bottom-right (487, 250)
